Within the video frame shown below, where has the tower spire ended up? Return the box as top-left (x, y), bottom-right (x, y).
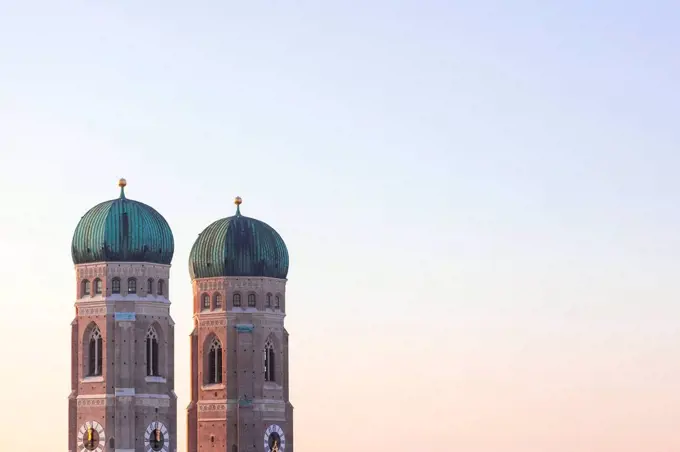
top-left (118, 178), bottom-right (127, 199)
top-left (234, 196), bottom-right (242, 216)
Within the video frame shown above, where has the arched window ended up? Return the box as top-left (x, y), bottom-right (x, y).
top-left (266, 293), bottom-right (272, 308)
top-left (157, 279), bottom-right (165, 296)
top-left (146, 326), bottom-right (159, 376)
top-left (275, 295), bottom-right (281, 309)
top-left (233, 293), bottom-right (241, 307)
top-left (232, 445), bottom-right (237, 452)
top-left (264, 337), bottom-right (275, 382)
top-left (214, 293), bottom-right (222, 309)
top-left (112, 278), bottom-right (121, 294)
top-left (82, 280), bottom-right (90, 297)
top-left (248, 293), bottom-right (256, 307)
top-left (94, 278), bottom-right (102, 295)
top-left (201, 293), bottom-right (210, 310)
top-left (88, 326), bottom-right (103, 376)
top-left (127, 278), bottom-right (137, 294)
top-left (147, 278), bottom-right (154, 294)
top-left (208, 337), bottom-right (223, 384)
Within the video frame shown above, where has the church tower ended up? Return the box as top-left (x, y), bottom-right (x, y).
top-left (187, 197), bottom-right (294, 452)
top-left (68, 179), bottom-right (177, 452)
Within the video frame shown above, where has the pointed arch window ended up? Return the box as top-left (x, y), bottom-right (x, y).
top-left (88, 327), bottom-right (103, 376)
top-left (146, 326), bottom-right (160, 376)
top-left (157, 279), bottom-right (165, 296)
top-left (201, 293), bottom-right (210, 310)
top-left (82, 280), bottom-right (90, 297)
top-left (208, 337), bottom-right (223, 384)
top-left (214, 293), bottom-right (222, 309)
top-left (266, 293), bottom-right (272, 308)
top-left (127, 278), bottom-right (137, 294)
top-left (264, 338), bottom-right (275, 382)
top-left (94, 278), bottom-right (102, 294)
top-left (275, 295), bottom-right (281, 309)
top-left (112, 277), bottom-right (121, 294)
top-left (147, 278), bottom-right (154, 294)
top-left (233, 293), bottom-right (241, 307)
top-left (248, 293), bottom-right (256, 307)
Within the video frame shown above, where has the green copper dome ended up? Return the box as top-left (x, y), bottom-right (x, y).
top-left (71, 179), bottom-right (174, 265)
top-left (189, 197), bottom-right (289, 280)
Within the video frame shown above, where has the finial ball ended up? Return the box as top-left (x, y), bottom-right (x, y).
top-left (118, 178), bottom-right (127, 188)
top-left (234, 196), bottom-right (242, 206)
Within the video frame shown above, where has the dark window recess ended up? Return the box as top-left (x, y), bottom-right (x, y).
top-left (122, 213), bottom-right (129, 236)
top-left (88, 328), bottom-right (103, 376)
top-left (208, 339), bottom-right (223, 384)
top-left (146, 327), bottom-right (160, 377)
top-left (264, 340), bottom-right (275, 382)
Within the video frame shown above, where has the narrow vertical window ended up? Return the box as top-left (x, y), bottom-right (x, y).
top-left (112, 278), bottom-right (121, 294)
top-left (146, 327), bottom-right (159, 376)
top-left (266, 293), bottom-right (272, 308)
top-left (233, 293), bottom-right (241, 307)
top-left (88, 327), bottom-right (103, 376)
top-left (264, 338), bottom-right (275, 382)
top-left (202, 293), bottom-right (210, 310)
top-left (147, 278), bottom-right (154, 294)
top-left (157, 279), bottom-right (165, 296)
top-left (214, 293), bottom-right (222, 309)
top-left (82, 280), bottom-right (91, 297)
top-left (94, 278), bottom-right (102, 294)
top-left (248, 293), bottom-right (256, 307)
top-left (275, 295), bottom-right (281, 309)
top-left (128, 278), bottom-right (137, 294)
top-left (122, 212), bottom-right (129, 237)
top-left (208, 338), bottom-right (223, 384)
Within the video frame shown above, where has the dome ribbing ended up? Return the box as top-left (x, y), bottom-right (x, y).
top-left (71, 179), bottom-right (174, 265)
top-left (189, 198), bottom-right (288, 279)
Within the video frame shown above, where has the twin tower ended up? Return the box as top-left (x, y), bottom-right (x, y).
top-left (68, 179), bottom-right (293, 452)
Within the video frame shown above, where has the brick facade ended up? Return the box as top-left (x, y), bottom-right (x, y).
top-left (69, 262), bottom-right (177, 452)
top-left (187, 276), bottom-right (294, 452)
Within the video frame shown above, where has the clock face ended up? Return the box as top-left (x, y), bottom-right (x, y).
top-left (144, 420), bottom-right (170, 452)
top-left (78, 421), bottom-right (105, 452)
top-left (264, 424), bottom-right (286, 452)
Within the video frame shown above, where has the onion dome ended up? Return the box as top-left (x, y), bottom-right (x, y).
top-left (71, 179), bottom-right (174, 265)
top-left (189, 197), bottom-right (289, 280)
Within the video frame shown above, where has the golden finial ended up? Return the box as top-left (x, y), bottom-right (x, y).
top-left (118, 178), bottom-right (127, 198)
top-left (234, 196), bottom-right (242, 215)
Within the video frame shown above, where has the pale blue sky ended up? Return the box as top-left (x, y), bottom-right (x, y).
top-left (1, 1), bottom-right (679, 451)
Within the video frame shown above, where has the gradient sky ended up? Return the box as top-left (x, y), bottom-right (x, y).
top-left (1, 1), bottom-right (679, 451)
